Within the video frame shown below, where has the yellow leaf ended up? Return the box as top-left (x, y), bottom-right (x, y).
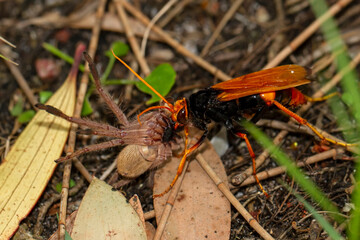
top-left (0, 46), bottom-right (82, 239)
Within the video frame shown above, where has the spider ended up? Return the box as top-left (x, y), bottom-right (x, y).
top-left (36, 53), bottom-right (179, 174)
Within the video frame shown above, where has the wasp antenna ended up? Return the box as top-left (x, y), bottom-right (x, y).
top-left (111, 50), bottom-right (174, 110)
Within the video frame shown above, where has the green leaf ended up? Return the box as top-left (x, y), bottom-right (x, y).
top-left (69, 179), bottom-right (76, 188)
top-left (10, 98), bottom-right (23, 117)
top-left (135, 63), bottom-right (176, 105)
top-left (81, 97), bottom-right (93, 116)
top-left (105, 41), bottom-right (129, 58)
top-left (55, 183), bottom-right (62, 193)
top-left (17, 110), bottom-right (35, 123)
top-left (39, 91), bottom-right (53, 104)
top-left (102, 41), bottom-right (129, 82)
top-left (55, 179), bottom-right (76, 193)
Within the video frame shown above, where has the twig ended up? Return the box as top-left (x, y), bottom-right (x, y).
top-left (157, 0), bottom-right (191, 28)
top-left (0, 36), bottom-right (16, 48)
top-left (140, 0), bottom-right (178, 57)
top-left (73, 157), bottom-right (93, 183)
top-left (120, 0), bottom-right (231, 81)
top-left (57, 0), bottom-right (107, 239)
top-left (144, 210), bottom-right (156, 220)
top-left (239, 148), bottom-right (346, 187)
top-left (196, 153), bottom-right (275, 240)
top-left (33, 178), bottom-right (84, 237)
top-left (264, 0), bottom-right (353, 69)
top-left (267, 0), bottom-right (286, 61)
top-left (200, 0), bottom-right (244, 57)
top-left (153, 161), bottom-right (189, 240)
top-left (99, 158), bottom-right (117, 181)
top-left (0, 46), bottom-right (37, 108)
top-left (115, 0), bottom-right (150, 75)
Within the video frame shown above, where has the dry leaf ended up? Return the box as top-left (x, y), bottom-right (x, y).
top-left (0, 44), bottom-right (84, 239)
top-left (71, 178), bottom-right (147, 240)
top-left (153, 140), bottom-right (231, 240)
top-left (129, 194), bottom-right (146, 229)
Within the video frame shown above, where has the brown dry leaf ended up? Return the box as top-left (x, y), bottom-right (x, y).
top-left (0, 46), bottom-right (82, 239)
top-left (71, 178), bottom-right (147, 240)
top-left (153, 140), bottom-right (231, 240)
top-left (129, 194), bottom-right (146, 229)
top-left (129, 196), bottom-right (156, 239)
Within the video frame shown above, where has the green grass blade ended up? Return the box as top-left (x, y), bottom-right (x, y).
top-left (242, 120), bottom-right (344, 223)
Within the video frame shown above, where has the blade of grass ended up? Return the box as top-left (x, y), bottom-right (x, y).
top-left (241, 120), bottom-right (344, 223)
top-left (309, 1), bottom-right (360, 238)
top-left (42, 43), bottom-right (85, 73)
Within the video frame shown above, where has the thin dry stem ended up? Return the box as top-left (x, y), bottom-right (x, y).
top-left (0, 36), bottom-right (16, 48)
top-left (144, 210), bottom-right (156, 220)
top-left (99, 158), bottom-right (117, 180)
top-left (140, 0), bottom-right (177, 57)
top-left (239, 148), bottom-right (346, 187)
top-left (58, 0), bottom-right (107, 239)
top-left (200, 0), bottom-right (244, 57)
top-left (157, 0), bottom-right (191, 28)
top-left (264, 0), bottom-right (353, 69)
top-left (1, 46), bottom-right (37, 108)
top-left (120, 0), bottom-right (231, 81)
top-left (115, 0), bottom-right (151, 75)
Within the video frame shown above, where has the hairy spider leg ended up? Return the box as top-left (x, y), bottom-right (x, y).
top-left (84, 52), bottom-right (129, 126)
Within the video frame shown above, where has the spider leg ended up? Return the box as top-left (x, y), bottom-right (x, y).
top-left (84, 52), bottom-right (129, 126)
top-left (55, 138), bottom-right (125, 163)
top-left (35, 103), bottom-right (124, 138)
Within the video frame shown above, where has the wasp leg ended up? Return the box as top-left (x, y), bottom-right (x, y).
top-left (271, 100), bottom-right (354, 148)
top-left (304, 92), bottom-right (339, 102)
top-left (153, 127), bottom-right (209, 198)
top-left (235, 132), bottom-right (269, 198)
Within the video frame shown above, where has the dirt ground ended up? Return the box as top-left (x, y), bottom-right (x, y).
top-left (0, 0), bottom-right (359, 239)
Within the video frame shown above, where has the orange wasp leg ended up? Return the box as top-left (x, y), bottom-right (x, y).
top-left (271, 100), bottom-right (352, 148)
top-left (235, 132), bottom-right (269, 198)
top-left (153, 127), bottom-right (208, 198)
top-left (304, 92), bottom-right (339, 102)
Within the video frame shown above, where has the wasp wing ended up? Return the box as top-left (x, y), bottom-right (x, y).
top-left (211, 65), bottom-right (310, 102)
